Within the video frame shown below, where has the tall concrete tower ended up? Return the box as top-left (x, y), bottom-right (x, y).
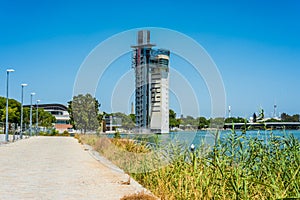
top-left (132, 30), bottom-right (170, 133)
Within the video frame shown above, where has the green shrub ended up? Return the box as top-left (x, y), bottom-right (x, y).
top-left (50, 129), bottom-right (59, 136)
top-left (62, 130), bottom-right (70, 136)
top-left (39, 132), bottom-right (47, 136)
top-left (114, 131), bottom-right (121, 139)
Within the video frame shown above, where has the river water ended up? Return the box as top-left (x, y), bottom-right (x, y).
top-left (173, 129), bottom-right (300, 147)
top-left (113, 129), bottom-right (300, 148)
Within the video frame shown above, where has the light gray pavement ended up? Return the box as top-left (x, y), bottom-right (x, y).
top-left (0, 136), bottom-right (148, 200)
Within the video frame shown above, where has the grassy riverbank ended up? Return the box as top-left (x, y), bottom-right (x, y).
top-left (77, 131), bottom-right (300, 199)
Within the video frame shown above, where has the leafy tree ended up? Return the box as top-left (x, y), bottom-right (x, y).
top-left (112, 112), bottom-right (135, 130)
top-left (253, 113), bottom-right (257, 122)
top-left (281, 113), bottom-right (300, 122)
top-left (37, 108), bottom-right (56, 127)
top-left (198, 117), bottom-right (209, 129)
top-left (0, 97), bottom-right (21, 124)
top-left (22, 107), bottom-right (56, 128)
top-left (180, 115), bottom-right (198, 126)
top-left (281, 113), bottom-right (289, 121)
top-left (292, 114), bottom-right (299, 122)
top-left (1, 107), bottom-right (20, 123)
top-left (261, 109), bottom-right (264, 119)
top-left (129, 114), bottom-right (136, 123)
top-left (210, 117), bottom-right (225, 129)
top-left (169, 109), bottom-right (176, 119)
top-left (22, 107), bottom-right (30, 125)
top-left (169, 109), bottom-right (180, 128)
top-left (225, 117), bottom-right (247, 123)
top-left (68, 94), bottom-right (100, 133)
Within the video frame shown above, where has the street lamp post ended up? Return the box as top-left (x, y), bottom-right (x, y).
top-left (36, 100), bottom-right (40, 136)
top-left (29, 92), bottom-right (35, 137)
top-left (5, 69), bottom-right (15, 142)
top-left (20, 83), bottom-right (28, 139)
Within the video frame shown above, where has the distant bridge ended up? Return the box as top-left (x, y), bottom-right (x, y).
top-left (224, 122), bottom-right (300, 130)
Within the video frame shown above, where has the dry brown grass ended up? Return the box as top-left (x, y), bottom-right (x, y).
top-left (76, 135), bottom-right (158, 173)
top-left (111, 138), bottom-right (150, 153)
top-left (120, 192), bottom-right (158, 200)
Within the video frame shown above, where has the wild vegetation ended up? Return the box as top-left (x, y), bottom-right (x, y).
top-left (77, 134), bottom-right (152, 173)
top-left (77, 130), bottom-right (300, 199)
top-left (131, 131), bottom-right (300, 199)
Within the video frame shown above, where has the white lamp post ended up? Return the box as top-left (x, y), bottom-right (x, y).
top-left (5, 69), bottom-right (14, 142)
top-left (20, 83), bottom-right (28, 139)
top-left (36, 100), bottom-right (40, 136)
top-left (29, 92), bottom-right (35, 136)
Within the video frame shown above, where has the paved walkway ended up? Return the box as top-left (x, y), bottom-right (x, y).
top-left (0, 136), bottom-right (147, 199)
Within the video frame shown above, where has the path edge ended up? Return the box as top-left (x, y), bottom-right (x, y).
top-left (82, 143), bottom-right (158, 198)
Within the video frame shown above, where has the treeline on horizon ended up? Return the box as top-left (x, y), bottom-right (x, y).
top-left (66, 94), bottom-right (300, 132)
top-left (2, 94), bottom-right (299, 132)
top-left (170, 109), bottom-right (300, 129)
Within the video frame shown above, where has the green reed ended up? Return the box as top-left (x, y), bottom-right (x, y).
top-left (131, 130), bottom-right (300, 200)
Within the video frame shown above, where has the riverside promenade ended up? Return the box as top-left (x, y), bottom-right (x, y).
top-left (0, 136), bottom-right (148, 199)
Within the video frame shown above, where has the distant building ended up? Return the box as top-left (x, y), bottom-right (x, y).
top-left (104, 115), bottom-right (122, 133)
top-left (26, 103), bottom-right (72, 133)
top-left (131, 30), bottom-right (170, 133)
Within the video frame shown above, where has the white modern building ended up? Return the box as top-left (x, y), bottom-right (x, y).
top-left (132, 30), bottom-right (170, 133)
top-left (27, 103), bottom-right (72, 133)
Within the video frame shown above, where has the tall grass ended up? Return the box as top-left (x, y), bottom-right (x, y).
top-left (79, 134), bottom-right (156, 173)
top-left (132, 130), bottom-right (300, 199)
top-left (77, 131), bottom-right (300, 199)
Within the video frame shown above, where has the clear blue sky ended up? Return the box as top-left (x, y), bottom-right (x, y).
top-left (0, 0), bottom-right (299, 118)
